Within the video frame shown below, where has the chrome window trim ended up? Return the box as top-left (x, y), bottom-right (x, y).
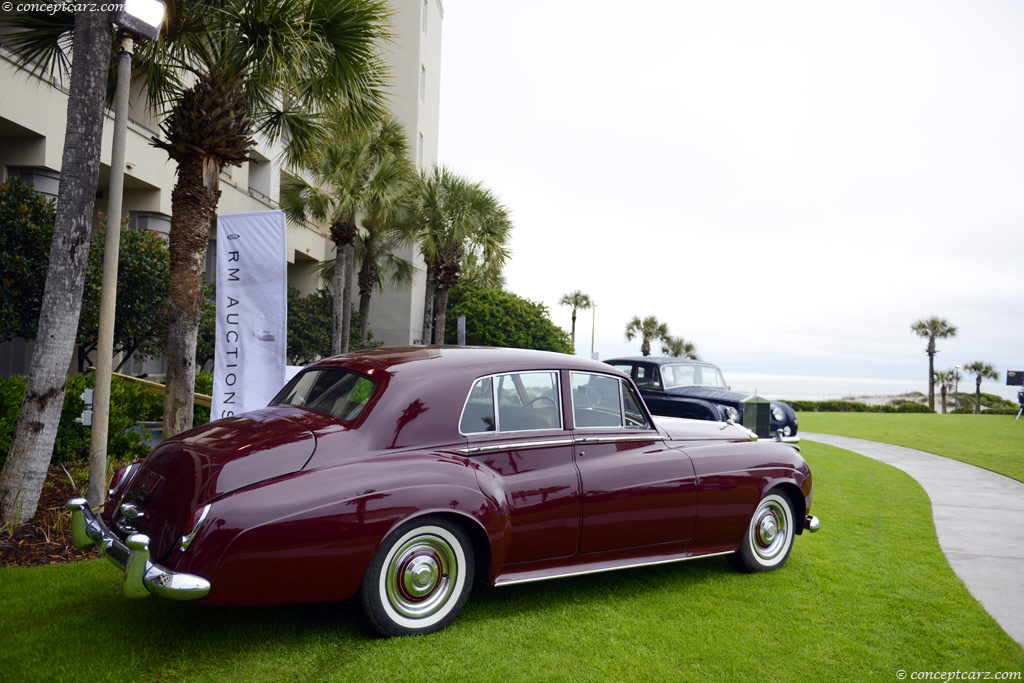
top-left (459, 370), bottom-right (564, 436)
top-left (458, 438), bottom-right (575, 455)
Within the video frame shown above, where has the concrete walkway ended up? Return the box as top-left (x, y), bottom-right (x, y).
top-left (802, 432), bottom-right (1024, 648)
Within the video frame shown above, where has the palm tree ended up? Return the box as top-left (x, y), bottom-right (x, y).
top-left (411, 168), bottom-right (512, 344)
top-left (355, 220), bottom-right (417, 344)
top-left (559, 291), bottom-right (592, 353)
top-left (911, 316), bottom-right (958, 412)
top-left (0, 11), bottom-right (112, 525)
top-left (154, 1), bottom-right (391, 438)
top-left (963, 361), bottom-right (998, 414)
top-left (661, 336), bottom-right (699, 359)
top-left (624, 316), bottom-right (670, 357)
top-left (282, 117), bottom-right (411, 354)
top-left (459, 249), bottom-right (506, 290)
top-left (934, 369), bottom-right (955, 414)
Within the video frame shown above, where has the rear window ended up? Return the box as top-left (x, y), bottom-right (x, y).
top-left (272, 368), bottom-right (375, 421)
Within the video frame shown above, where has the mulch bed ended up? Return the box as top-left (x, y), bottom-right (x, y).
top-left (0, 466), bottom-right (96, 567)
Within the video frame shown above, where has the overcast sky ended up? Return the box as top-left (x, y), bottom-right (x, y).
top-left (437, 0), bottom-right (1024, 384)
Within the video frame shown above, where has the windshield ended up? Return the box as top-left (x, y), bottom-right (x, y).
top-left (660, 364), bottom-right (727, 390)
top-left (271, 368), bottom-right (376, 421)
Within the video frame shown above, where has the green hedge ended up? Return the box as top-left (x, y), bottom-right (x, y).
top-left (790, 399), bottom-right (934, 414)
top-left (0, 372), bottom-right (212, 466)
top-left (444, 284), bottom-right (573, 354)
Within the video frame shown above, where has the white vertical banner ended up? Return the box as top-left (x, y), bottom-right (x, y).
top-left (212, 210), bottom-right (287, 420)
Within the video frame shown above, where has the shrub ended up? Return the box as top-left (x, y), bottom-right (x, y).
top-left (0, 178), bottom-right (55, 342)
top-left (1, 373), bottom-right (154, 467)
top-left (792, 400), bottom-right (933, 414)
top-left (0, 375), bottom-right (27, 460)
top-left (444, 284), bottom-right (573, 354)
top-left (194, 371), bottom-right (213, 425)
top-left (895, 402), bottom-right (933, 413)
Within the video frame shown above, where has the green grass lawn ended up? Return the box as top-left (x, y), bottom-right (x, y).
top-left (1, 441), bottom-right (1021, 681)
top-left (798, 412), bottom-right (1024, 483)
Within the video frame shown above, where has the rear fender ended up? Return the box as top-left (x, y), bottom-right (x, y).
top-left (173, 451), bottom-right (499, 605)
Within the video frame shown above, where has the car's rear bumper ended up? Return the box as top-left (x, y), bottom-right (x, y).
top-left (66, 498), bottom-right (210, 601)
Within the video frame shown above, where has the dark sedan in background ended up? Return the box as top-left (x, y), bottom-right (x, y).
top-left (605, 357), bottom-right (799, 442)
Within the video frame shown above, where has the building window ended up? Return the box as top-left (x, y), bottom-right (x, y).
top-left (422, 0), bottom-right (428, 33)
top-left (420, 64), bottom-right (426, 102)
top-left (417, 133), bottom-right (424, 171)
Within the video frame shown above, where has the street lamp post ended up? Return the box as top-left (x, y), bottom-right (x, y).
top-left (86, 0), bottom-right (166, 507)
top-left (590, 303), bottom-right (597, 359)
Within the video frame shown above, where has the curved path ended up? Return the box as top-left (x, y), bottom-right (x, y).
top-left (802, 432), bottom-right (1024, 648)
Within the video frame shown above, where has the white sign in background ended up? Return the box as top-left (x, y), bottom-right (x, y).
top-left (212, 210), bottom-right (287, 420)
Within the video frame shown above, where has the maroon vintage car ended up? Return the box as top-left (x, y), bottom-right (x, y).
top-left (68, 346), bottom-right (820, 636)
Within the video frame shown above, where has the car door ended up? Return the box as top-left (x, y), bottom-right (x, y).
top-left (460, 370), bottom-right (580, 564)
top-left (569, 371), bottom-right (697, 554)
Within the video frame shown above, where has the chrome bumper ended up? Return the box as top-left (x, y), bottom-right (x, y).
top-left (66, 498), bottom-right (210, 601)
top-left (803, 515), bottom-right (821, 533)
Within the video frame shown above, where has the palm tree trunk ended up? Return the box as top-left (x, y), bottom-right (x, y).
top-left (433, 284), bottom-right (450, 345)
top-left (0, 11), bottom-right (111, 526)
top-left (975, 378), bottom-right (982, 414)
top-left (421, 263), bottom-right (436, 344)
top-left (641, 337), bottom-right (651, 356)
top-left (164, 156), bottom-right (220, 439)
top-left (330, 245), bottom-right (345, 355)
top-left (358, 253), bottom-right (375, 345)
top-left (341, 243), bottom-right (355, 353)
top-left (926, 344), bottom-right (936, 411)
top-left (570, 309), bottom-right (577, 351)
top-left (940, 385), bottom-right (947, 414)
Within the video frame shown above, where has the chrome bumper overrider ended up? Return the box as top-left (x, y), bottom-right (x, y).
top-left (803, 515), bottom-right (821, 533)
top-left (66, 498), bottom-right (210, 601)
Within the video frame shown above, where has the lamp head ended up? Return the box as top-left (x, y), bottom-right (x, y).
top-left (112, 0), bottom-right (166, 42)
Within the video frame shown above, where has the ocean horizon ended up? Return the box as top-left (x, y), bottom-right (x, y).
top-left (725, 372), bottom-right (1019, 403)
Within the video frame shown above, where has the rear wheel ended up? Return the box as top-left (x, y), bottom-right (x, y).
top-left (360, 516), bottom-right (473, 637)
top-left (730, 491), bottom-right (794, 572)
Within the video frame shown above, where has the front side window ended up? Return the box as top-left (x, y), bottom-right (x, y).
top-left (571, 372), bottom-right (650, 429)
top-left (272, 369), bottom-right (375, 421)
top-left (460, 371), bottom-right (561, 434)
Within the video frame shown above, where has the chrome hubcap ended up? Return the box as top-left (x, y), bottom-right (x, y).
top-left (758, 516), bottom-right (778, 546)
top-left (751, 499), bottom-right (789, 561)
top-left (385, 533), bottom-right (457, 619)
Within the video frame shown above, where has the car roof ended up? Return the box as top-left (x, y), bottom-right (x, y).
top-left (605, 356), bottom-right (721, 369)
top-left (314, 345), bottom-right (622, 376)
top-left (302, 346), bottom-right (632, 451)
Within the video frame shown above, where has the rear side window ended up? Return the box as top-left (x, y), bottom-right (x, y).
top-left (272, 369), bottom-right (375, 421)
top-left (460, 371), bottom-right (561, 434)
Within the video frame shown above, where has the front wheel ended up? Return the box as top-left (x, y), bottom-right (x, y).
top-left (360, 516), bottom-right (474, 637)
top-left (730, 491), bottom-right (794, 573)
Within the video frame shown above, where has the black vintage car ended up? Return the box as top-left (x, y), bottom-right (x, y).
top-left (605, 357), bottom-right (799, 442)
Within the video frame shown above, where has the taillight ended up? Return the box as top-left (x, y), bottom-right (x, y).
top-left (108, 462), bottom-right (139, 499)
top-left (180, 504), bottom-right (211, 552)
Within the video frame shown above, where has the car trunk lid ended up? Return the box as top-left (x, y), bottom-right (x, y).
top-left (112, 407), bottom-right (318, 562)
